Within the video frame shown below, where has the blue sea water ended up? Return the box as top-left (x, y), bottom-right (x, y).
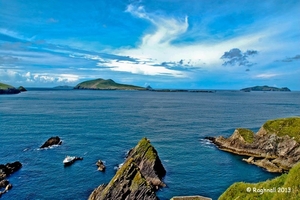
top-left (0, 89), bottom-right (299, 200)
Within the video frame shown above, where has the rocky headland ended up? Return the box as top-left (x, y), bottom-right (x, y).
top-left (207, 117), bottom-right (300, 173)
top-left (0, 161), bottom-right (22, 197)
top-left (0, 82), bottom-right (27, 95)
top-left (88, 138), bottom-right (166, 200)
top-left (40, 136), bottom-right (62, 148)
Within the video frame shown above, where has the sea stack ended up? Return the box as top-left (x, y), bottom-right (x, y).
top-left (88, 138), bottom-right (166, 200)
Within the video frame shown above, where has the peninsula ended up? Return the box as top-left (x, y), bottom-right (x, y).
top-left (0, 82), bottom-right (26, 94)
top-left (74, 78), bottom-right (146, 90)
top-left (207, 117), bottom-right (300, 173)
top-left (240, 85), bottom-right (291, 92)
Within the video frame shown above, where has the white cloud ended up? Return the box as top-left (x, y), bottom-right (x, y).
top-left (255, 73), bottom-right (279, 79)
top-left (118, 3), bottom-right (271, 72)
top-left (100, 60), bottom-right (186, 77)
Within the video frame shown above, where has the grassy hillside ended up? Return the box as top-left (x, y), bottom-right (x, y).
top-left (74, 78), bottom-right (145, 90)
top-left (219, 161), bottom-right (300, 200)
top-left (0, 82), bottom-right (14, 89)
top-left (263, 117), bottom-right (300, 143)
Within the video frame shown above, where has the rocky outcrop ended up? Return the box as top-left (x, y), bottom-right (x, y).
top-left (126, 138), bottom-right (166, 189)
top-left (40, 136), bottom-right (62, 148)
top-left (207, 117), bottom-right (300, 173)
top-left (0, 161), bottom-right (22, 197)
top-left (17, 86), bottom-right (27, 92)
top-left (96, 160), bottom-right (106, 172)
top-left (88, 138), bottom-right (166, 200)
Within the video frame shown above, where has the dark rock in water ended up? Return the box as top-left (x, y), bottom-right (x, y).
top-left (0, 161), bottom-right (22, 197)
top-left (0, 161), bottom-right (22, 179)
top-left (96, 160), bottom-right (106, 172)
top-left (88, 138), bottom-right (166, 200)
top-left (40, 136), bottom-right (62, 148)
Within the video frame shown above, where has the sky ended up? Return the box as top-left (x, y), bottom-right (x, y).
top-left (0, 0), bottom-right (299, 90)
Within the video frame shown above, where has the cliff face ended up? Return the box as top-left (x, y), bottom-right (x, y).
top-left (88, 138), bottom-right (166, 200)
top-left (208, 117), bottom-right (300, 173)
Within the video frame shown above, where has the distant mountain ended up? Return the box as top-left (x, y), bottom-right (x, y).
top-left (240, 85), bottom-right (291, 92)
top-left (0, 82), bottom-right (26, 94)
top-left (74, 78), bottom-right (146, 90)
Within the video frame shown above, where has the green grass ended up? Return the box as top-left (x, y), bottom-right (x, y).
top-left (0, 82), bottom-right (14, 89)
top-left (263, 117), bottom-right (300, 143)
top-left (237, 128), bottom-right (255, 143)
top-left (219, 162), bottom-right (300, 200)
top-left (133, 138), bottom-right (157, 162)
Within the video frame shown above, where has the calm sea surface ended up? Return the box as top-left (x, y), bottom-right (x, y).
top-left (0, 89), bottom-right (299, 200)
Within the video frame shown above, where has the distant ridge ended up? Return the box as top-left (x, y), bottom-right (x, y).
top-left (240, 85), bottom-right (291, 92)
top-left (74, 78), bottom-right (146, 90)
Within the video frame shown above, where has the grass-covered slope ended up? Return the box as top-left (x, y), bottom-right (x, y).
top-left (74, 78), bottom-right (145, 90)
top-left (262, 117), bottom-right (300, 143)
top-left (236, 128), bottom-right (255, 143)
top-left (219, 161), bottom-right (300, 200)
top-left (0, 82), bottom-right (14, 89)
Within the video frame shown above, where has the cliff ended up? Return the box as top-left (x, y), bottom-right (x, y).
top-left (88, 138), bottom-right (166, 200)
top-left (208, 117), bottom-right (300, 173)
top-left (219, 161), bottom-right (300, 200)
top-left (74, 78), bottom-right (146, 90)
top-left (240, 85), bottom-right (291, 92)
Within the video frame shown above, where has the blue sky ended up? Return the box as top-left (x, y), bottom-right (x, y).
top-left (0, 0), bottom-right (299, 89)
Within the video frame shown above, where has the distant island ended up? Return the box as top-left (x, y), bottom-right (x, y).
top-left (74, 78), bottom-right (216, 93)
top-left (74, 78), bottom-right (146, 90)
top-left (0, 82), bottom-right (26, 94)
top-left (240, 85), bottom-right (291, 92)
top-left (53, 85), bottom-right (74, 89)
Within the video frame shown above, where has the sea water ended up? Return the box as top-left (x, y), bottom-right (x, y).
top-left (0, 89), bottom-right (299, 200)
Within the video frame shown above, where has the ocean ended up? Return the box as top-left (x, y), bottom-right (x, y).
top-left (1, 89), bottom-right (299, 200)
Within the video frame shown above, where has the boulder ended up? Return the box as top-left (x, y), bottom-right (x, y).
top-left (96, 160), bottom-right (106, 172)
top-left (0, 161), bottom-right (22, 198)
top-left (88, 138), bottom-right (166, 200)
top-left (40, 136), bottom-right (62, 148)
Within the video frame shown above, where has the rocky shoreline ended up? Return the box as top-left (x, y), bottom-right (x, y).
top-left (0, 161), bottom-right (22, 197)
top-left (206, 117), bottom-right (300, 173)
